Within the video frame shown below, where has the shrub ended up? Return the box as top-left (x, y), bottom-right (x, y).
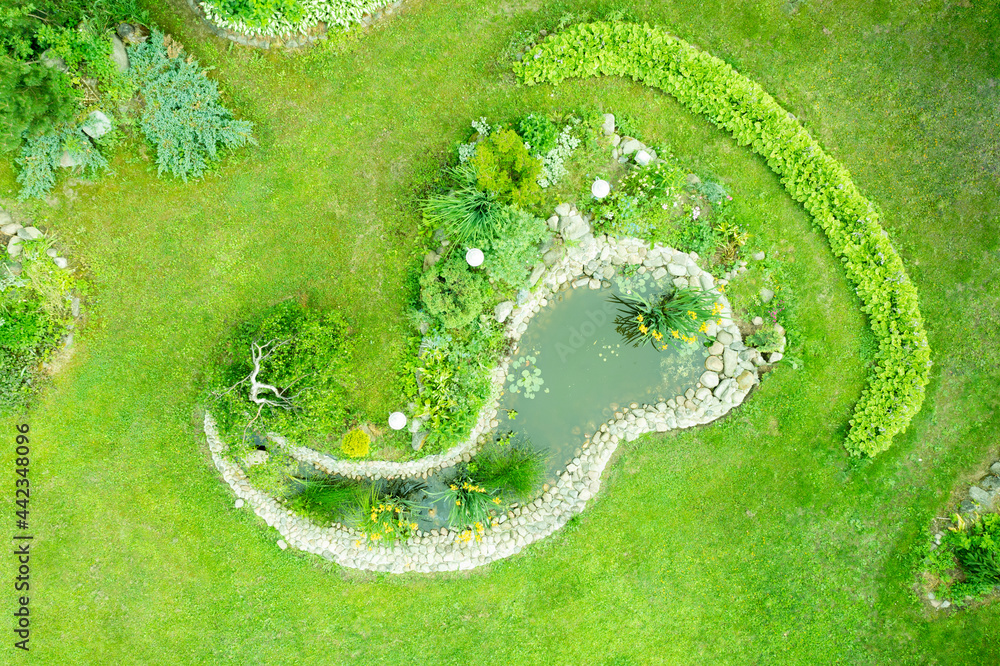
top-left (516, 113), bottom-right (559, 155)
top-left (0, 58), bottom-right (78, 154)
top-left (515, 21), bottom-right (931, 457)
top-left (204, 299), bottom-right (353, 447)
top-left (243, 446), bottom-right (297, 497)
top-left (468, 432), bottom-right (546, 502)
top-left (421, 168), bottom-right (507, 246)
top-left (16, 124), bottom-right (110, 200)
top-left (592, 160), bottom-right (687, 232)
top-left (470, 128), bottom-right (542, 206)
top-left (128, 30), bottom-right (254, 181)
top-left (340, 428), bottom-right (370, 458)
top-left (747, 325), bottom-right (782, 354)
top-left (950, 513), bottom-right (1000, 595)
top-left (419, 251), bottom-right (493, 330)
top-left (610, 286), bottom-right (721, 350)
top-left (483, 208), bottom-right (550, 287)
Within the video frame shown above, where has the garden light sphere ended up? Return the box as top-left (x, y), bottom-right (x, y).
top-left (591, 178), bottom-right (610, 199)
top-left (466, 248), bottom-right (485, 267)
top-left (388, 412), bottom-right (407, 430)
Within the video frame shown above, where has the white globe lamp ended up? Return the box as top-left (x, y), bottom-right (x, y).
top-left (466, 248), bottom-right (484, 267)
top-left (591, 178), bottom-right (610, 199)
top-left (388, 412), bottom-right (407, 430)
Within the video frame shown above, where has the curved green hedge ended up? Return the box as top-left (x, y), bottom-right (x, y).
top-left (515, 22), bottom-right (931, 457)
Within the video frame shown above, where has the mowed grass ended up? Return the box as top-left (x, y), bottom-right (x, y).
top-left (1, 0), bottom-right (998, 662)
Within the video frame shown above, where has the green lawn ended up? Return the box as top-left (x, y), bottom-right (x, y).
top-left (2, 0), bottom-right (999, 662)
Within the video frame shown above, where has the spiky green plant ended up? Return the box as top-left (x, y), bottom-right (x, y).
top-left (469, 432), bottom-right (546, 502)
top-left (610, 286), bottom-right (721, 350)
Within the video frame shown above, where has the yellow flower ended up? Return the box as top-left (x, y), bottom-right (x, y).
top-left (492, 497), bottom-right (501, 505)
top-left (456, 500), bottom-right (462, 506)
top-left (410, 523), bottom-right (417, 530)
top-left (672, 330), bottom-right (680, 338)
top-left (688, 310), bottom-right (697, 320)
top-left (636, 314), bottom-right (644, 322)
top-left (450, 484), bottom-right (457, 490)
top-left (661, 344), bottom-right (668, 350)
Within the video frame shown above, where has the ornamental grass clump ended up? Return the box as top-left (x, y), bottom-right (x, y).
top-left (286, 477), bottom-right (357, 526)
top-left (610, 287), bottom-right (721, 350)
top-left (340, 428), bottom-right (370, 458)
top-left (469, 432), bottom-right (546, 502)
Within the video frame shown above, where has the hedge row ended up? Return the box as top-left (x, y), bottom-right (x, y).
top-left (515, 22), bottom-right (931, 457)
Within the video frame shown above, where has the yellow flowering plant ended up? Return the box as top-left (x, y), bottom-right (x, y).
top-left (609, 286), bottom-right (718, 351)
top-left (354, 486), bottom-right (419, 547)
top-left (430, 474), bottom-right (505, 536)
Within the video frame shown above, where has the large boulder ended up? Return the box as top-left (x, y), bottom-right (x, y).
top-left (494, 300), bottom-right (514, 323)
top-left (82, 111), bottom-right (113, 140)
top-left (111, 36), bottom-right (129, 73)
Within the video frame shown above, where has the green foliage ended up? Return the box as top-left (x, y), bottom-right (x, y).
top-left (431, 476), bottom-right (503, 536)
top-left (0, 58), bottom-right (79, 154)
top-left (482, 208), bottom-right (550, 287)
top-left (591, 160), bottom-right (687, 236)
top-left (15, 124), bottom-right (110, 200)
top-left (0, 236), bottom-right (80, 415)
top-left (516, 113), bottom-right (559, 155)
top-left (418, 251), bottom-right (493, 330)
top-left (353, 485), bottom-right (419, 546)
top-left (200, 0), bottom-right (390, 36)
top-left (420, 167), bottom-right (507, 246)
top-left (205, 299), bottom-right (353, 447)
top-left (128, 30), bottom-right (254, 181)
top-left (747, 325), bottom-right (783, 354)
top-left (516, 21), bottom-right (931, 457)
top-left (924, 513), bottom-right (1000, 604)
top-left (243, 447), bottom-right (297, 496)
top-left (406, 323), bottom-right (503, 453)
top-left (468, 431), bottom-right (546, 502)
top-left (470, 128), bottom-right (542, 206)
top-left (212, 0), bottom-right (306, 29)
top-left (610, 286), bottom-right (721, 350)
top-left (340, 428), bottom-right (370, 458)
top-left (286, 476), bottom-right (358, 526)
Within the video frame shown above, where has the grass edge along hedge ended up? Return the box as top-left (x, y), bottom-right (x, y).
top-left (514, 21), bottom-right (931, 457)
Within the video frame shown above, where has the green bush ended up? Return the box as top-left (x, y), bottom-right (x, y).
top-left (204, 299), bottom-right (353, 447)
top-left (430, 476), bottom-right (503, 535)
top-left (421, 167), bottom-right (507, 246)
top-left (516, 113), bottom-right (559, 155)
top-left (516, 21), bottom-right (931, 457)
top-left (468, 432), bottom-right (546, 502)
top-left (286, 476), bottom-right (358, 526)
top-left (0, 57), bottom-right (79, 154)
top-left (483, 208), bottom-right (550, 287)
top-left (747, 325), bottom-right (782, 354)
top-left (211, 0), bottom-right (306, 29)
top-left (470, 128), bottom-right (542, 206)
top-left (419, 251), bottom-right (494, 330)
top-left (128, 30), bottom-right (254, 181)
top-left (16, 125), bottom-right (110, 200)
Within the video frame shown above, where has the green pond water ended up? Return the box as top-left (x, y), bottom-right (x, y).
top-left (497, 283), bottom-right (709, 478)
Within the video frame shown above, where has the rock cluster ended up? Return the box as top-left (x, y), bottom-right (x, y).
top-left (2, 207), bottom-right (73, 276)
top-left (959, 460), bottom-right (1000, 515)
top-left (206, 204), bottom-right (764, 572)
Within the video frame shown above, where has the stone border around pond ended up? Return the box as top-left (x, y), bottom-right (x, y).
top-left (184, 0), bottom-right (403, 49)
top-left (205, 222), bottom-right (772, 572)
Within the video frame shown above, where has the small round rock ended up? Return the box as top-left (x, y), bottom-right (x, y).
top-left (277, 539), bottom-right (288, 550)
top-left (235, 499), bottom-right (245, 508)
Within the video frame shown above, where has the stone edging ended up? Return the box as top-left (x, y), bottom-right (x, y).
top-left (184, 0), bottom-right (402, 49)
top-left (205, 235), bottom-right (766, 572)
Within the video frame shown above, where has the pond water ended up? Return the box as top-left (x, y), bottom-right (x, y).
top-left (496, 283), bottom-right (709, 479)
